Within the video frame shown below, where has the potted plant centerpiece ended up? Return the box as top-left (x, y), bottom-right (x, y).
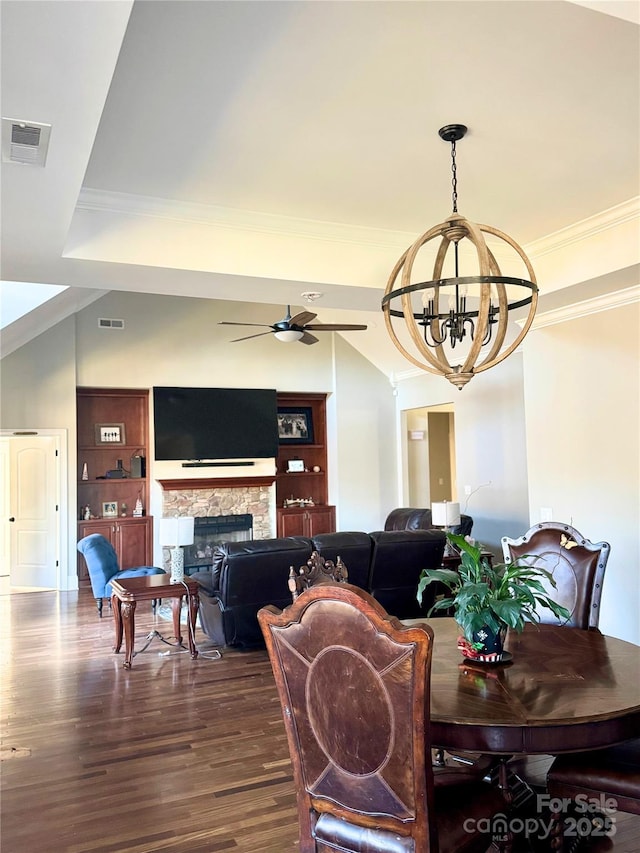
top-left (417, 533), bottom-right (571, 662)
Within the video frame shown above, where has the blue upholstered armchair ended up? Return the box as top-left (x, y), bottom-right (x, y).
top-left (77, 533), bottom-right (166, 616)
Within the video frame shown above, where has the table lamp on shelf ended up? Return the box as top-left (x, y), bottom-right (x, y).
top-left (431, 501), bottom-right (461, 557)
top-left (159, 517), bottom-right (195, 583)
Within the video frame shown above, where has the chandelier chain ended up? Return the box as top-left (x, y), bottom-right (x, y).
top-left (451, 139), bottom-right (458, 214)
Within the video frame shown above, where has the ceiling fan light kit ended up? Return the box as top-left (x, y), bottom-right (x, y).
top-left (382, 124), bottom-right (538, 390)
top-left (220, 306), bottom-right (367, 345)
top-left (274, 329), bottom-right (304, 342)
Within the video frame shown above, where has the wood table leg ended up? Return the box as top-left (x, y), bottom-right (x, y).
top-left (170, 597), bottom-right (183, 645)
top-left (121, 600), bottom-right (136, 669)
top-left (187, 589), bottom-right (199, 660)
top-left (112, 593), bottom-right (123, 653)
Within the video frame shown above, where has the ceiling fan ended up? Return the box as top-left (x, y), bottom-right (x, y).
top-left (219, 306), bottom-right (367, 345)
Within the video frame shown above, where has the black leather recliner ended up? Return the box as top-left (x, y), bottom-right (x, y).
top-left (311, 531), bottom-right (373, 591)
top-left (384, 507), bottom-right (473, 538)
top-left (193, 536), bottom-right (313, 647)
top-left (368, 529), bottom-right (446, 619)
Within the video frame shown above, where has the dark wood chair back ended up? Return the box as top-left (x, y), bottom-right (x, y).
top-left (258, 583), bottom-right (509, 852)
top-left (501, 522), bottom-right (610, 629)
top-left (259, 583), bottom-right (436, 851)
top-left (287, 550), bottom-right (348, 601)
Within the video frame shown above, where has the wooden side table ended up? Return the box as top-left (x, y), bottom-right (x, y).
top-left (110, 575), bottom-right (199, 668)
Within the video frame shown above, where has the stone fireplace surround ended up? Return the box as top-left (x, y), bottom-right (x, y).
top-left (159, 476), bottom-right (274, 540)
top-left (158, 476), bottom-right (275, 572)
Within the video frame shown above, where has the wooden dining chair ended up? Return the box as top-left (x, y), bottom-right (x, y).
top-left (258, 582), bottom-right (509, 852)
top-left (547, 738), bottom-right (640, 850)
top-left (501, 522), bottom-right (610, 630)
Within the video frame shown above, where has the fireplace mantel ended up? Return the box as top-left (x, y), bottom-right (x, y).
top-left (158, 476), bottom-right (276, 491)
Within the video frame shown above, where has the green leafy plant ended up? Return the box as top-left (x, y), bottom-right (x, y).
top-left (417, 532), bottom-right (571, 643)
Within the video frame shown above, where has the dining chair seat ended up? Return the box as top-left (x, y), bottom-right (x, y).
top-left (548, 738), bottom-right (640, 813)
top-left (547, 738), bottom-right (640, 850)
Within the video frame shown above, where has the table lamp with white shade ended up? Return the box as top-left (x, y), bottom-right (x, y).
top-left (160, 516), bottom-right (194, 583)
top-left (431, 501), bottom-right (461, 556)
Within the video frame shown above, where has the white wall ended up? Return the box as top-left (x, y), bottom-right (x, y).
top-left (332, 335), bottom-right (397, 531)
top-left (0, 317), bottom-right (78, 588)
top-left (396, 353), bottom-right (531, 555)
top-left (523, 302), bottom-right (640, 645)
top-left (74, 292), bottom-right (336, 390)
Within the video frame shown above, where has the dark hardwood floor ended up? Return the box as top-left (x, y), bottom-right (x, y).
top-left (1, 589), bottom-right (637, 852)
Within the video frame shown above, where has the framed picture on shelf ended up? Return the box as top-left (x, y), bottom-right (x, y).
top-left (102, 501), bottom-right (118, 518)
top-left (95, 423), bottom-right (126, 445)
top-left (286, 458), bottom-right (305, 473)
top-left (277, 407), bottom-right (314, 444)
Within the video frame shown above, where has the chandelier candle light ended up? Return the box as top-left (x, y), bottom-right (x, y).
top-left (382, 124), bottom-right (538, 389)
top-left (159, 517), bottom-right (195, 584)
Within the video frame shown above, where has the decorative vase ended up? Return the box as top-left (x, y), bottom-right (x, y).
top-left (457, 625), bottom-right (507, 663)
top-left (169, 547), bottom-right (184, 584)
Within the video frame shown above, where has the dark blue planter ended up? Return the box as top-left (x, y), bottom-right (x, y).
top-left (471, 625), bottom-right (506, 658)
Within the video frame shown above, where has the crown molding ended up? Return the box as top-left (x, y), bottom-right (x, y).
top-left (527, 284), bottom-right (640, 330)
top-left (393, 366), bottom-right (429, 383)
top-left (77, 189), bottom-right (639, 270)
top-left (525, 197), bottom-right (639, 259)
top-left (76, 188), bottom-right (415, 250)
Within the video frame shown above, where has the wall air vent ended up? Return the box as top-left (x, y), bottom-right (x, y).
top-left (2, 118), bottom-right (52, 166)
top-left (98, 318), bottom-right (125, 329)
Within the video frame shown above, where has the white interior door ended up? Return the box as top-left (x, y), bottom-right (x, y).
top-left (1, 435), bottom-right (59, 589)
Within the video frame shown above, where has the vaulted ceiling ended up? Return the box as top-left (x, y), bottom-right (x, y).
top-left (2, 1), bottom-right (638, 372)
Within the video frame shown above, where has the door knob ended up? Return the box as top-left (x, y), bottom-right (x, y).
top-left (8, 517), bottom-right (15, 522)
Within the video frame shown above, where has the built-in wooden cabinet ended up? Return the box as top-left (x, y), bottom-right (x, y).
top-left (76, 388), bottom-right (153, 585)
top-left (276, 505), bottom-right (336, 538)
top-left (275, 392), bottom-right (335, 537)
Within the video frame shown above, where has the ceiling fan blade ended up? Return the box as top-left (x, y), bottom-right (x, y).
top-left (289, 310), bottom-right (317, 326)
top-left (230, 331), bottom-right (275, 342)
top-left (299, 332), bottom-right (319, 345)
top-left (219, 321), bottom-right (273, 328)
top-left (304, 324), bottom-right (368, 331)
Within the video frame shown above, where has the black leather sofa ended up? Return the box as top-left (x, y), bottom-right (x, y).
top-left (193, 528), bottom-right (446, 648)
top-left (384, 507), bottom-right (473, 538)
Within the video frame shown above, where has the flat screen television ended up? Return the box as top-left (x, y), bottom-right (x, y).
top-left (153, 387), bottom-right (278, 461)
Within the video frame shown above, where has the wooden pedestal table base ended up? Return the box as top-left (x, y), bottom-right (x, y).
top-left (110, 575), bottom-right (200, 668)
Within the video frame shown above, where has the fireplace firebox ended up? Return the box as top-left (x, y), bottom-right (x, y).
top-left (183, 514), bottom-right (253, 574)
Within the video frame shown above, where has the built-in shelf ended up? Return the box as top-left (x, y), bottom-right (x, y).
top-left (276, 392), bottom-right (334, 536)
top-left (76, 387), bottom-right (152, 585)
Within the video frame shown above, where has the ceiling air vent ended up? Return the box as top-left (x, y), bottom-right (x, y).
top-left (98, 318), bottom-right (125, 329)
top-left (2, 118), bottom-right (52, 166)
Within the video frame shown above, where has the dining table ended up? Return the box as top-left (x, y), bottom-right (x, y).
top-left (405, 618), bottom-right (640, 756)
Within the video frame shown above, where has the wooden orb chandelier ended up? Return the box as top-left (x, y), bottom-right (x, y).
top-left (382, 124), bottom-right (538, 390)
